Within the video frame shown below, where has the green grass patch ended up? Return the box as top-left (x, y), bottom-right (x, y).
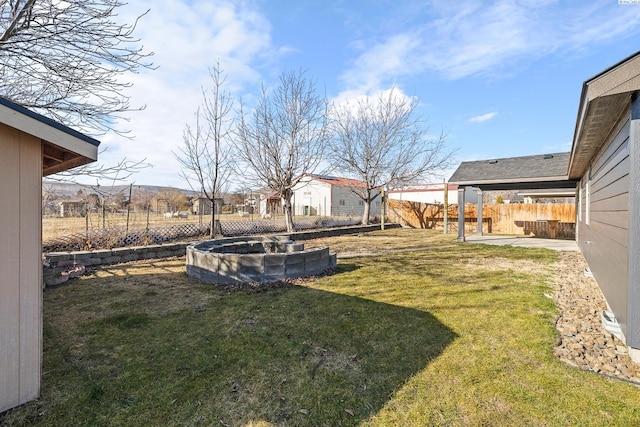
top-left (3, 229), bottom-right (640, 426)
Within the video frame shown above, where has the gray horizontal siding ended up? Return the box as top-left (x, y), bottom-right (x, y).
top-left (591, 191), bottom-right (628, 213)
top-left (591, 174), bottom-right (629, 210)
top-left (591, 118), bottom-right (630, 177)
top-left (579, 116), bottom-right (630, 340)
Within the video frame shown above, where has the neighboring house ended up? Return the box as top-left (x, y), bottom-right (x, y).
top-left (291, 174), bottom-right (381, 218)
top-left (449, 50), bottom-right (640, 361)
top-left (191, 197), bottom-right (223, 216)
top-left (258, 191), bottom-right (282, 217)
top-left (0, 97), bottom-right (99, 412)
top-left (388, 183), bottom-right (458, 205)
top-left (58, 199), bottom-right (85, 217)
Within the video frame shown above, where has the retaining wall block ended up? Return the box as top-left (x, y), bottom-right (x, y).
top-left (46, 253), bottom-right (72, 262)
top-left (330, 253), bottom-right (337, 268)
top-left (121, 254), bottom-right (139, 262)
top-left (263, 253), bottom-right (286, 266)
top-left (140, 251), bottom-right (158, 260)
top-left (70, 251), bottom-right (95, 260)
top-left (82, 257), bottom-right (104, 266)
top-left (112, 248), bottom-right (133, 256)
top-left (286, 243), bottom-right (305, 252)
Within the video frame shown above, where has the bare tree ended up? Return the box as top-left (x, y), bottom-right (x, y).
top-left (155, 190), bottom-right (189, 215)
top-left (235, 69), bottom-right (330, 232)
top-left (0, 0), bottom-right (154, 135)
top-left (328, 88), bottom-right (454, 224)
top-left (175, 63), bottom-right (234, 238)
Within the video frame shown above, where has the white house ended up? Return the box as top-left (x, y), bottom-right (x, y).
top-left (388, 183), bottom-right (458, 205)
top-left (289, 174), bottom-right (382, 218)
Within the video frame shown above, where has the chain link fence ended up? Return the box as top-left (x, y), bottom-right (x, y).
top-left (43, 216), bottom-right (361, 253)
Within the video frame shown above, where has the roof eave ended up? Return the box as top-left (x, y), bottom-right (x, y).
top-left (451, 175), bottom-right (570, 187)
top-left (568, 50), bottom-right (640, 179)
top-left (0, 97), bottom-right (100, 176)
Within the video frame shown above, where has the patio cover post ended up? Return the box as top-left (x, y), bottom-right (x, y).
top-left (457, 187), bottom-right (465, 242)
top-left (477, 189), bottom-right (483, 236)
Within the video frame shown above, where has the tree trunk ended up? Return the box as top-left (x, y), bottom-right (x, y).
top-left (362, 199), bottom-right (371, 225)
top-left (283, 192), bottom-right (295, 232)
top-left (209, 200), bottom-right (216, 239)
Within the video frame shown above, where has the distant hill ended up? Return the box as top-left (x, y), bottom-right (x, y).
top-left (42, 181), bottom-right (196, 198)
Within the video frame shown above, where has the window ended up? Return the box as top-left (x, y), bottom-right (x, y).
top-left (339, 199), bottom-right (345, 206)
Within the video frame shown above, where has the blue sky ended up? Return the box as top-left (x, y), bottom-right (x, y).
top-left (92, 0), bottom-right (640, 188)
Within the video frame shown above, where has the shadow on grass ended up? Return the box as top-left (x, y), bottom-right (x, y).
top-left (17, 271), bottom-right (457, 426)
top-left (335, 262), bottom-right (360, 274)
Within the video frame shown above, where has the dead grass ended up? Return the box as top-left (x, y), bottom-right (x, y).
top-left (304, 227), bottom-right (458, 254)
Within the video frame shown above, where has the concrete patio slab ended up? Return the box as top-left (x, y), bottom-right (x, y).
top-left (465, 234), bottom-right (579, 251)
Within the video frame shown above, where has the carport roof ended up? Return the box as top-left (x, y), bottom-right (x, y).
top-left (449, 152), bottom-right (577, 191)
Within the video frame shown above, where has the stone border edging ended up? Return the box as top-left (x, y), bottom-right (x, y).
top-left (43, 223), bottom-right (398, 287)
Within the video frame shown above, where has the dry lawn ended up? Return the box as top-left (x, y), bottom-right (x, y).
top-left (4, 228), bottom-right (640, 426)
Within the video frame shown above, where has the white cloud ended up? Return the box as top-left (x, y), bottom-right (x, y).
top-left (338, 0), bottom-right (640, 92)
top-left (339, 32), bottom-right (422, 94)
top-left (87, 0), bottom-right (281, 186)
top-left (469, 112), bottom-right (498, 123)
top-left (331, 86), bottom-right (416, 119)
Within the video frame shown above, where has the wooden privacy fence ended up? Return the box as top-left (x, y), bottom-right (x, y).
top-left (388, 200), bottom-right (576, 239)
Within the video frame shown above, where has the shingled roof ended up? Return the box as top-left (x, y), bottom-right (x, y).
top-left (449, 152), bottom-right (576, 191)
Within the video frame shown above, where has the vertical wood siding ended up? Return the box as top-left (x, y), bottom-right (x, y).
top-left (0, 125), bottom-right (42, 412)
top-left (579, 117), bottom-right (630, 340)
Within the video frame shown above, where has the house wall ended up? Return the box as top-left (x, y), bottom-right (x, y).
top-left (577, 108), bottom-right (633, 344)
top-left (0, 124), bottom-right (42, 412)
top-left (331, 185), bottom-right (381, 217)
top-left (292, 177), bottom-right (382, 218)
top-left (293, 179), bottom-right (332, 216)
top-left (627, 97), bottom-right (640, 349)
top-left (388, 185), bottom-right (456, 204)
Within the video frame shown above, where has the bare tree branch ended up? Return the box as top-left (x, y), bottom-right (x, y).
top-left (46, 149), bottom-right (152, 184)
top-left (235, 69), bottom-right (330, 232)
top-left (328, 88), bottom-right (456, 224)
top-left (0, 0), bottom-right (155, 136)
top-left (174, 62), bottom-right (234, 238)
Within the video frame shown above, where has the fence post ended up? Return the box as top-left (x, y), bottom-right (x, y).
top-left (457, 187), bottom-right (465, 242)
top-left (381, 187), bottom-right (386, 230)
top-left (443, 180), bottom-right (448, 234)
top-left (477, 189), bottom-right (483, 236)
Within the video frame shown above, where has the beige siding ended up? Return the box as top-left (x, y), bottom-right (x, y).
top-left (0, 125), bottom-right (42, 412)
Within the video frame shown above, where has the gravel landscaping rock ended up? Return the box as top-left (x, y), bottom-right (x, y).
top-left (553, 251), bottom-right (640, 383)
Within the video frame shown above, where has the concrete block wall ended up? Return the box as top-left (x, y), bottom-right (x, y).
top-left (43, 224), bottom-right (394, 287)
top-left (43, 243), bottom-right (189, 287)
top-left (186, 238), bottom-right (337, 285)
